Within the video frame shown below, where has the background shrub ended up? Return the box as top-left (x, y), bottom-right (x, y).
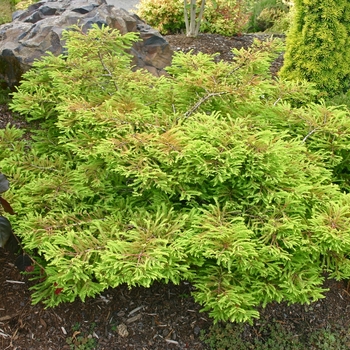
top-left (280, 0), bottom-right (350, 96)
top-left (136, 0), bottom-right (185, 35)
top-left (246, 0), bottom-right (292, 33)
top-left (199, 0), bottom-right (250, 36)
top-left (136, 0), bottom-right (249, 36)
top-left (0, 0), bottom-right (13, 24)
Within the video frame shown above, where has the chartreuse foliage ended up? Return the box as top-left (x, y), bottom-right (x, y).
top-left (2, 25), bottom-right (350, 323)
top-left (280, 0), bottom-right (350, 95)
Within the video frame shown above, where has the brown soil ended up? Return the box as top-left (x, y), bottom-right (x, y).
top-left (1, 33), bottom-right (350, 350)
top-left (164, 33), bottom-right (285, 76)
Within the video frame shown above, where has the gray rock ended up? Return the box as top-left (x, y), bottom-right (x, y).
top-left (105, 0), bottom-right (139, 12)
top-left (0, 0), bottom-right (172, 89)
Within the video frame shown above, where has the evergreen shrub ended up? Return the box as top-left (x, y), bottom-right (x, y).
top-left (3, 25), bottom-right (350, 323)
top-left (280, 0), bottom-right (350, 95)
top-left (136, 0), bottom-right (249, 36)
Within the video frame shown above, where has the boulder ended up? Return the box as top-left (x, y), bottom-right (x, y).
top-left (0, 0), bottom-right (173, 89)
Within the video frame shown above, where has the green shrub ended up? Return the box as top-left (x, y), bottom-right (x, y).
top-left (0, 0), bottom-right (13, 24)
top-left (246, 0), bottom-right (292, 33)
top-left (200, 0), bottom-right (250, 36)
top-left (136, 0), bottom-right (249, 36)
top-left (3, 25), bottom-right (350, 324)
top-left (136, 0), bottom-right (185, 35)
top-left (280, 0), bottom-right (350, 96)
top-left (10, 0), bottom-right (38, 10)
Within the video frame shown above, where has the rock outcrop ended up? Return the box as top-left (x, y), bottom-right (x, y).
top-left (0, 0), bottom-right (173, 88)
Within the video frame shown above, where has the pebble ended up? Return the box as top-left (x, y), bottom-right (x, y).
top-left (117, 323), bottom-right (129, 338)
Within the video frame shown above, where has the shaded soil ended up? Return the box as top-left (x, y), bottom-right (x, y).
top-left (165, 32), bottom-right (285, 76)
top-left (1, 33), bottom-right (350, 350)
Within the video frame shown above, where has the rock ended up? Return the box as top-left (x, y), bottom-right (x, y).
top-left (193, 325), bottom-right (201, 336)
top-left (0, 216), bottom-right (12, 248)
top-left (0, 0), bottom-right (173, 89)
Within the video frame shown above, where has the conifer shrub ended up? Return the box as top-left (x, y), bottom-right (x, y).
top-left (2, 25), bottom-right (350, 323)
top-left (280, 0), bottom-right (350, 95)
top-left (136, 0), bottom-right (249, 36)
